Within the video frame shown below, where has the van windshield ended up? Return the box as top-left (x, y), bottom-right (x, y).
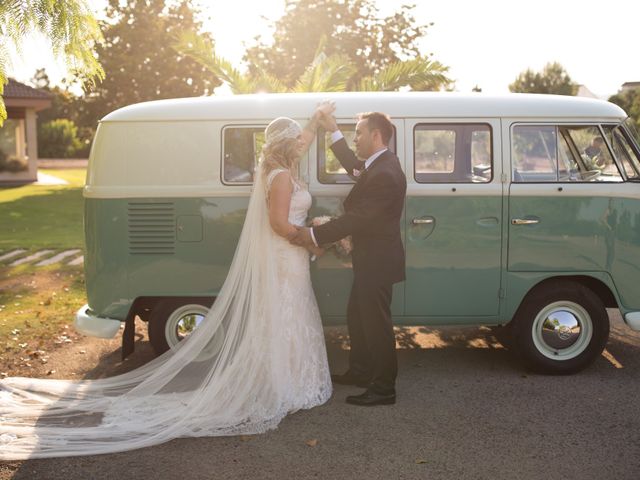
top-left (602, 121), bottom-right (640, 180)
top-left (624, 118), bottom-right (640, 151)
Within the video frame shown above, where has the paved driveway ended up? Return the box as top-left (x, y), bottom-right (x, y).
top-left (3, 311), bottom-right (640, 480)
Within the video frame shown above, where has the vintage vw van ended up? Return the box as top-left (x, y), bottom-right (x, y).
top-left (75, 92), bottom-right (640, 374)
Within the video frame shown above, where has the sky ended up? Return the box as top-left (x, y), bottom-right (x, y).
top-left (7, 0), bottom-right (640, 98)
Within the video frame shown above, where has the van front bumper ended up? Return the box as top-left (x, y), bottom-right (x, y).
top-left (74, 304), bottom-right (122, 338)
top-left (624, 312), bottom-right (640, 332)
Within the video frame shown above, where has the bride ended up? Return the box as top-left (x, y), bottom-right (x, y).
top-left (0, 105), bottom-right (335, 459)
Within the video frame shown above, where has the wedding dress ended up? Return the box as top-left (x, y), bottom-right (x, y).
top-left (0, 150), bottom-right (332, 459)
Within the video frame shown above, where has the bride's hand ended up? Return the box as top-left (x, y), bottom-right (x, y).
top-left (316, 100), bottom-right (335, 117)
top-left (307, 245), bottom-right (325, 257)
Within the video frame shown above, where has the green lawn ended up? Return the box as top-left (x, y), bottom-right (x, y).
top-left (0, 265), bottom-right (87, 351)
top-left (0, 169), bottom-right (86, 250)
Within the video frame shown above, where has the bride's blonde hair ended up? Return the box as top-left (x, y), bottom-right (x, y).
top-left (260, 117), bottom-right (302, 181)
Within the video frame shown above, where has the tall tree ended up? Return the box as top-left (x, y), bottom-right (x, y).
top-left (80, 0), bottom-right (221, 125)
top-left (0, 0), bottom-right (104, 125)
top-left (243, 0), bottom-right (436, 89)
top-left (509, 62), bottom-right (578, 95)
top-left (609, 87), bottom-right (640, 132)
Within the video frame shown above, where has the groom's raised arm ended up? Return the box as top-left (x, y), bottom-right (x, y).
top-left (329, 133), bottom-right (365, 176)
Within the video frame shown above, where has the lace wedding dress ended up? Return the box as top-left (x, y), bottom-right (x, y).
top-left (0, 163), bottom-right (332, 459)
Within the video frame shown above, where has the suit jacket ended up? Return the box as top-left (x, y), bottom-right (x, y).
top-left (313, 138), bottom-right (407, 285)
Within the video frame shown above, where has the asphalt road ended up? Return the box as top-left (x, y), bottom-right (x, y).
top-left (2, 310), bottom-right (640, 480)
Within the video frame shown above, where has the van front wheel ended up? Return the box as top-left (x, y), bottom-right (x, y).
top-left (148, 298), bottom-right (212, 356)
top-left (513, 282), bottom-right (609, 374)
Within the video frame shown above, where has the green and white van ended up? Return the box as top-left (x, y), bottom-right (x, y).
top-left (75, 92), bottom-right (640, 374)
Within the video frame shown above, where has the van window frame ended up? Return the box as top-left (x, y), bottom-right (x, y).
top-left (413, 122), bottom-right (494, 184)
top-left (510, 122), bottom-right (626, 184)
top-left (220, 124), bottom-right (267, 186)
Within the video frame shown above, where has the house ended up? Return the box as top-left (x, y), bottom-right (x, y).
top-left (621, 81), bottom-right (640, 92)
top-left (0, 78), bottom-right (52, 185)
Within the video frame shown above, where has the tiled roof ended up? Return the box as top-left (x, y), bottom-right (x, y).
top-left (3, 78), bottom-right (51, 99)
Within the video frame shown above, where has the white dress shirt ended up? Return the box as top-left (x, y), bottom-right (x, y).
top-left (309, 130), bottom-right (388, 247)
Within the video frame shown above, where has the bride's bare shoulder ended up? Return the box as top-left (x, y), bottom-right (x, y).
top-left (267, 169), bottom-right (292, 188)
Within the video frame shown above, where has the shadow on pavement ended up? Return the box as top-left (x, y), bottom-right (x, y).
top-left (4, 312), bottom-right (640, 479)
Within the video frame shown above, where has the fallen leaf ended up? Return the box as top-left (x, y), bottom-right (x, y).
top-left (415, 459), bottom-right (428, 464)
top-left (305, 439), bottom-right (318, 447)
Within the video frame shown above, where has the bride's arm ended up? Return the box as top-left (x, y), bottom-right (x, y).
top-left (268, 171), bottom-right (297, 239)
top-left (299, 101), bottom-right (336, 153)
top-left (298, 111), bottom-right (321, 154)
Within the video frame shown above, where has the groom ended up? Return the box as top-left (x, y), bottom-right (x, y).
top-left (291, 109), bottom-right (406, 406)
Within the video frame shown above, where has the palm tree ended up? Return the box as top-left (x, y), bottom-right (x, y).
top-left (0, 0), bottom-right (105, 125)
top-left (174, 31), bottom-right (452, 94)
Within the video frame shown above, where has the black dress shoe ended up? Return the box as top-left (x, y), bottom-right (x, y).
top-left (330, 371), bottom-right (371, 388)
top-left (346, 389), bottom-right (396, 406)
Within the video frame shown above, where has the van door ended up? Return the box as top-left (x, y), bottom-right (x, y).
top-left (404, 118), bottom-right (503, 319)
top-left (507, 122), bottom-right (626, 273)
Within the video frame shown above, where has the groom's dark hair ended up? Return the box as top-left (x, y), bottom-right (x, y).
top-left (358, 112), bottom-right (393, 145)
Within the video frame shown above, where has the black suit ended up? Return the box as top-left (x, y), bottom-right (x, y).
top-left (313, 138), bottom-right (406, 393)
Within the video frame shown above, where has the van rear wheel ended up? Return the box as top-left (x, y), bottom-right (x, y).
top-left (148, 298), bottom-right (212, 356)
top-left (512, 281), bottom-right (609, 374)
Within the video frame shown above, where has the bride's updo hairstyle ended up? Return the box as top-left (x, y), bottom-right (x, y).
top-left (261, 117), bottom-right (302, 180)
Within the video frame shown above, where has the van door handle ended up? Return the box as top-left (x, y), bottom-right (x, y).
top-left (412, 218), bottom-right (434, 225)
top-left (511, 218), bottom-right (540, 225)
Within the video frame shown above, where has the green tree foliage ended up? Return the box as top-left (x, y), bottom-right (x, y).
top-left (0, 0), bottom-right (104, 125)
top-left (30, 69), bottom-right (94, 157)
top-left (80, 0), bottom-right (221, 125)
top-left (38, 119), bottom-right (83, 158)
top-left (609, 87), bottom-right (640, 132)
top-left (243, 0), bottom-right (438, 89)
top-left (509, 62), bottom-right (578, 95)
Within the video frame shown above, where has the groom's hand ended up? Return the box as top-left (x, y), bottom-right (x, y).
top-left (318, 112), bottom-right (338, 132)
top-left (289, 226), bottom-right (314, 247)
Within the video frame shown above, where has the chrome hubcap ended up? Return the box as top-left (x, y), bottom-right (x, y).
top-left (532, 301), bottom-right (593, 360)
top-left (164, 304), bottom-right (225, 360)
top-left (165, 304), bottom-right (209, 348)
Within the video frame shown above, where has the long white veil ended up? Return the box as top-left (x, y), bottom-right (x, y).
top-left (0, 160), bottom-right (307, 459)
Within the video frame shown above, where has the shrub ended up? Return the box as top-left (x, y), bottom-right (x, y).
top-left (38, 119), bottom-right (83, 158)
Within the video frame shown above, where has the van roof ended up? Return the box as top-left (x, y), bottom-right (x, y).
top-left (101, 92), bottom-right (627, 122)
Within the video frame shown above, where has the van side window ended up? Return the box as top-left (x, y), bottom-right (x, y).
top-left (317, 124), bottom-right (396, 184)
top-left (222, 127), bottom-right (265, 184)
top-left (512, 125), bottom-right (557, 182)
top-left (512, 125), bottom-right (623, 183)
top-left (414, 124), bottom-right (492, 183)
